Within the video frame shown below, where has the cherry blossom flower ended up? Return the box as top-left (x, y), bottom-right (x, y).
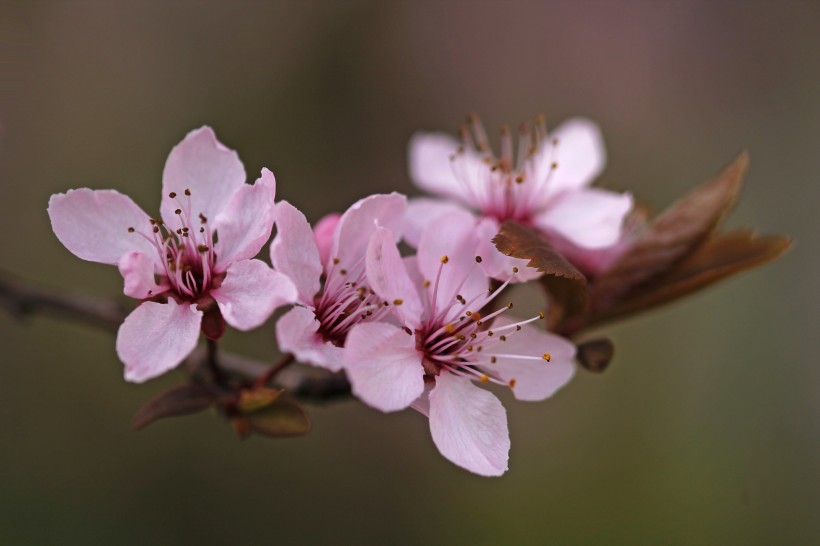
top-left (343, 211), bottom-right (576, 476)
top-left (270, 193), bottom-right (406, 372)
top-left (48, 127), bottom-right (297, 382)
top-left (406, 115), bottom-right (634, 277)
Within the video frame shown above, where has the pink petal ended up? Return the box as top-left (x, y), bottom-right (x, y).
top-left (428, 372), bottom-right (510, 477)
top-left (117, 300), bottom-right (202, 383)
top-left (160, 126), bottom-right (246, 228)
top-left (118, 251), bottom-right (169, 300)
top-left (417, 210), bottom-right (489, 317)
top-left (212, 168), bottom-right (277, 266)
top-left (488, 318), bottom-right (576, 401)
top-left (365, 228), bottom-right (423, 329)
top-left (534, 188), bottom-right (633, 249)
top-left (408, 132), bottom-right (485, 204)
top-left (410, 381), bottom-right (433, 417)
top-left (313, 212), bottom-right (341, 267)
top-left (474, 217), bottom-right (542, 283)
top-left (269, 201), bottom-right (322, 305)
top-left (275, 306), bottom-right (344, 371)
top-left (211, 259), bottom-right (297, 331)
top-left (343, 322), bottom-right (424, 413)
top-left (403, 197), bottom-right (468, 248)
top-left (48, 189), bottom-right (156, 265)
top-left (533, 118), bottom-right (607, 196)
top-left (331, 193), bottom-right (406, 272)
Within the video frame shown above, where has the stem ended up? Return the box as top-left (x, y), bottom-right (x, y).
top-left (254, 353), bottom-right (295, 389)
top-left (206, 338), bottom-right (228, 386)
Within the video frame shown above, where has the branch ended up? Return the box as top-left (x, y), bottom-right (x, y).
top-left (0, 270), bottom-right (351, 403)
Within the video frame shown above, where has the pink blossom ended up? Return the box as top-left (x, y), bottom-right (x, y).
top-left (406, 115), bottom-right (634, 277)
top-left (48, 127), bottom-right (297, 382)
top-left (270, 193), bottom-right (406, 372)
top-left (343, 211), bottom-right (576, 476)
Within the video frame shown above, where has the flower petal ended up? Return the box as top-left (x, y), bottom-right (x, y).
top-left (417, 210), bottom-right (489, 316)
top-left (428, 372), bottom-right (509, 477)
top-left (160, 126), bottom-right (246, 228)
top-left (313, 212), bottom-right (341, 267)
top-left (47, 189), bottom-right (156, 265)
top-left (117, 300), bottom-right (202, 383)
top-left (118, 251), bottom-right (169, 300)
top-left (403, 197), bottom-right (468, 248)
top-left (275, 306), bottom-right (344, 371)
top-left (366, 228), bottom-right (423, 329)
top-left (487, 318), bottom-right (576, 401)
top-left (269, 201), bottom-right (322, 305)
top-left (213, 168), bottom-right (277, 266)
top-left (331, 193), bottom-right (407, 273)
top-left (408, 132), bottom-right (485, 204)
top-left (474, 217), bottom-right (543, 283)
top-left (343, 322), bottom-right (424, 413)
top-left (211, 259), bottom-right (297, 331)
top-left (534, 188), bottom-right (634, 249)
top-left (533, 118), bottom-right (607, 196)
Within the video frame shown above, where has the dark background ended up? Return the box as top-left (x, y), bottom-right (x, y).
top-left (0, 1), bottom-right (817, 544)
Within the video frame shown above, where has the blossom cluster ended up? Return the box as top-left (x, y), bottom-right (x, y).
top-left (48, 117), bottom-right (784, 477)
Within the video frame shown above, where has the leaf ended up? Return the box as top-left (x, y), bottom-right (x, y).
top-left (590, 230), bottom-right (791, 325)
top-left (237, 387), bottom-right (283, 413)
top-left (132, 384), bottom-right (216, 431)
top-left (245, 397), bottom-right (311, 438)
top-left (492, 220), bottom-right (587, 326)
top-left (576, 338), bottom-right (615, 373)
top-left (591, 152), bottom-right (748, 311)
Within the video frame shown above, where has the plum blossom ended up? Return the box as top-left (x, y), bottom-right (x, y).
top-left (271, 193), bottom-right (406, 372)
top-left (406, 115), bottom-right (634, 277)
top-left (48, 127), bottom-right (297, 382)
top-left (343, 211), bottom-right (576, 476)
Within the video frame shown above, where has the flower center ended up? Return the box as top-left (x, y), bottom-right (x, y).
top-left (416, 255), bottom-right (551, 390)
top-left (449, 114), bottom-right (562, 224)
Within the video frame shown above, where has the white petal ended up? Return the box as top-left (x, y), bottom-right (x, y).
top-left (428, 373), bottom-right (509, 477)
top-left (48, 189), bottom-right (156, 265)
top-left (117, 300), bottom-right (202, 383)
top-left (343, 322), bottom-right (424, 413)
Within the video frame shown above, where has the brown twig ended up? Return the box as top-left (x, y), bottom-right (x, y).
top-left (0, 269), bottom-right (352, 403)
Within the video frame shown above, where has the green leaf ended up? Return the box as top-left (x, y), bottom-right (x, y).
top-left (245, 397), bottom-right (311, 438)
top-left (132, 384), bottom-right (216, 431)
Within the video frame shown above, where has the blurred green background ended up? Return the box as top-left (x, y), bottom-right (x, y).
top-left (0, 1), bottom-right (817, 544)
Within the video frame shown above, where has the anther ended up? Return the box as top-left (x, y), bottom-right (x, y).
top-left (174, 208), bottom-right (182, 215)
top-left (475, 256), bottom-right (483, 263)
top-left (480, 374), bottom-right (490, 383)
top-left (516, 325), bottom-right (522, 331)
top-left (333, 257), bottom-right (340, 264)
top-left (169, 192), bottom-right (177, 199)
top-left (403, 327), bottom-right (413, 335)
top-left (538, 312), bottom-right (545, 319)
top-left (423, 280), bottom-right (431, 288)
top-left (487, 331), bottom-right (494, 337)
top-left (466, 345), bottom-right (473, 351)
top-left (440, 255), bottom-right (449, 264)
top-left (393, 299), bottom-right (403, 306)
top-left (199, 213), bottom-right (207, 224)
top-left (491, 357), bottom-right (497, 364)
top-left (184, 188), bottom-right (191, 196)
top-left (508, 379), bottom-right (517, 388)
top-left (499, 335), bottom-right (507, 341)
top-left (512, 267), bottom-right (519, 273)
top-left (127, 227), bottom-right (135, 233)
top-left (339, 269), bottom-right (347, 275)
top-left (542, 353), bottom-right (551, 361)
top-left (515, 176), bottom-right (524, 184)
top-left (149, 219), bottom-right (156, 225)
top-left (470, 333), bottom-right (477, 339)
top-left (551, 162), bottom-right (558, 170)
top-left (152, 226), bottom-right (160, 233)
top-left (507, 303), bottom-right (513, 309)
top-left (197, 245), bottom-right (209, 252)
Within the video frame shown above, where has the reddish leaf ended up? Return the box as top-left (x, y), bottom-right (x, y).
top-left (576, 338), bottom-right (615, 373)
top-left (591, 230), bottom-right (791, 325)
top-left (132, 384), bottom-right (216, 431)
top-left (246, 397), bottom-right (311, 438)
top-left (591, 152), bottom-right (748, 311)
top-left (492, 220), bottom-right (587, 326)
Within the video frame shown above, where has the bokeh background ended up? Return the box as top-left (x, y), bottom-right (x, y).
top-left (1, 1), bottom-right (817, 544)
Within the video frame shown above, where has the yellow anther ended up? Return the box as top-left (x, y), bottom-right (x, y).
top-left (440, 255), bottom-right (449, 264)
top-left (538, 312), bottom-right (545, 319)
top-left (423, 280), bottom-right (431, 288)
top-left (480, 374), bottom-right (490, 384)
top-left (512, 267), bottom-right (519, 273)
top-left (551, 162), bottom-right (558, 170)
top-left (333, 257), bottom-right (340, 264)
top-left (393, 298), bottom-right (403, 306)
top-left (444, 324), bottom-right (456, 333)
top-left (507, 302), bottom-right (513, 309)
top-left (542, 353), bottom-right (551, 362)
top-left (508, 379), bottom-right (517, 388)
